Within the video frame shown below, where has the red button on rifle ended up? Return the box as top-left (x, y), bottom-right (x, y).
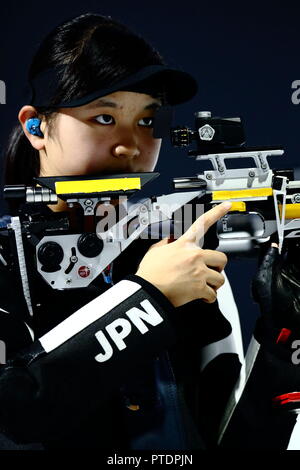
top-left (78, 266), bottom-right (91, 278)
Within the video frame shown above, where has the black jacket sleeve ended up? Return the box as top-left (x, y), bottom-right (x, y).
top-left (0, 275), bottom-right (177, 443)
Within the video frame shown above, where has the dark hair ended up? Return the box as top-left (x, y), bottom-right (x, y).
top-left (4, 13), bottom-right (165, 186)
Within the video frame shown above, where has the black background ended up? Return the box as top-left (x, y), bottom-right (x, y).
top-left (0, 1), bottom-right (299, 348)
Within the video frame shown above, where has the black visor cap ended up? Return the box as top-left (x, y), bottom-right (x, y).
top-left (29, 65), bottom-right (198, 108)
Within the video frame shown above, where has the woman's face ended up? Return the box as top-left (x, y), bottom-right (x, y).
top-left (38, 91), bottom-right (162, 177)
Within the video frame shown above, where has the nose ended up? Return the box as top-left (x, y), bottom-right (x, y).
top-left (111, 134), bottom-right (140, 160)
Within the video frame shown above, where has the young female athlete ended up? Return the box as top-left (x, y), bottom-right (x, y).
top-left (0, 13), bottom-right (234, 450)
top-left (1, 12), bottom-right (299, 451)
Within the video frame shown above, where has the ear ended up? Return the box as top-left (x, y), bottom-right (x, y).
top-left (18, 105), bottom-right (46, 151)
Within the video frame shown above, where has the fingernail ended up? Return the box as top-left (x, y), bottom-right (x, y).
top-left (222, 201), bottom-right (232, 210)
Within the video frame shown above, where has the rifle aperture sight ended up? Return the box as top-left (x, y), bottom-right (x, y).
top-left (170, 111), bottom-right (246, 155)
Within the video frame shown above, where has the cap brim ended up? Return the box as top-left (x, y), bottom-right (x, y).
top-left (30, 65), bottom-right (198, 108)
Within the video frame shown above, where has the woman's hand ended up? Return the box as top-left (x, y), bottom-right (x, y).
top-left (136, 202), bottom-right (231, 307)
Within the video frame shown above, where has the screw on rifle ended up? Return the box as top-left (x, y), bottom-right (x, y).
top-left (84, 199), bottom-right (93, 206)
top-left (140, 205), bottom-right (147, 213)
top-left (248, 171), bottom-right (255, 178)
top-left (206, 174), bottom-right (212, 180)
top-left (66, 278), bottom-right (72, 284)
top-left (258, 154), bottom-right (268, 170)
top-left (292, 194), bottom-right (300, 204)
top-left (106, 234), bottom-right (114, 242)
top-left (216, 156), bottom-right (225, 173)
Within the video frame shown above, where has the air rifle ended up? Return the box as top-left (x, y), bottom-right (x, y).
top-left (2, 112), bottom-right (299, 315)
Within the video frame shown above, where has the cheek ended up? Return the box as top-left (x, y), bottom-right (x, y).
top-left (54, 124), bottom-right (113, 173)
top-left (142, 138), bottom-right (161, 169)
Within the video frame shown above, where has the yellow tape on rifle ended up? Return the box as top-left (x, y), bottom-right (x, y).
top-left (228, 202), bottom-right (246, 212)
top-left (279, 204), bottom-right (300, 219)
top-left (212, 188), bottom-right (273, 200)
top-left (55, 177), bottom-right (141, 194)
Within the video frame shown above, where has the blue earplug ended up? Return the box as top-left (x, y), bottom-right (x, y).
top-left (26, 118), bottom-right (43, 137)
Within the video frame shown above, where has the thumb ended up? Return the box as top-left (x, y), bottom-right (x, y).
top-left (180, 201), bottom-right (232, 245)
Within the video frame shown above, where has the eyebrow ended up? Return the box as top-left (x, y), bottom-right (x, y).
top-left (85, 98), bottom-right (162, 111)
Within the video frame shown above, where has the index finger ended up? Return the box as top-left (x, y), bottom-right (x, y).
top-left (181, 201), bottom-right (232, 245)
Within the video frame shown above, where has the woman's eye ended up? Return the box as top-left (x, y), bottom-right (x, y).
top-left (138, 117), bottom-right (154, 127)
top-left (95, 114), bottom-right (115, 125)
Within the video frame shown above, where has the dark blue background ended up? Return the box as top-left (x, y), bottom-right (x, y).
top-left (0, 1), bottom-right (299, 348)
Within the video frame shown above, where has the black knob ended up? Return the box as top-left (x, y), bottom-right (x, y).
top-left (77, 233), bottom-right (103, 258)
top-left (38, 241), bottom-right (64, 272)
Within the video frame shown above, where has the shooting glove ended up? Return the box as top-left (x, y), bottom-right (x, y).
top-left (220, 247), bottom-right (300, 449)
top-left (252, 243), bottom-right (300, 340)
